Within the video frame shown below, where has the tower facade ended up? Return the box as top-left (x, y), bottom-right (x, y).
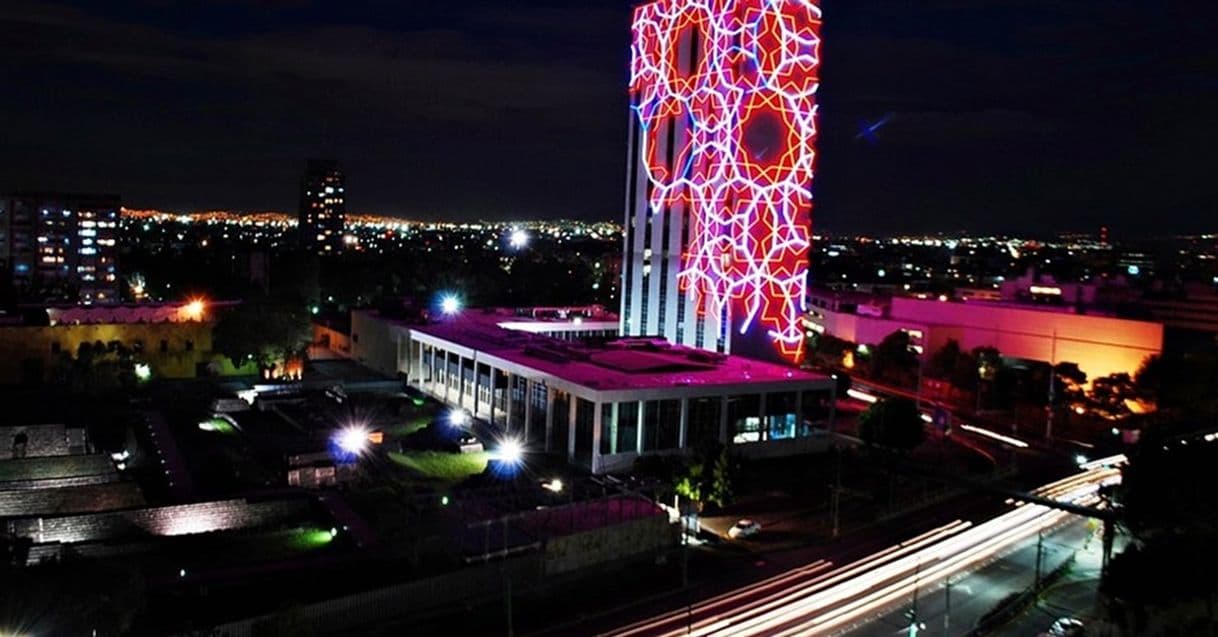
top-left (298, 159), bottom-right (346, 254)
top-left (620, 0), bottom-right (821, 362)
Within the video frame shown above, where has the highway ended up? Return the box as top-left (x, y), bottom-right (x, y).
top-left (602, 456), bottom-right (1123, 637)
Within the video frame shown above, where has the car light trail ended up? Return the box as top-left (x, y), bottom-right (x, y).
top-left (846, 389), bottom-right (878, 404)
top-left (958, 423), bottom-right (1030, 448)
top-left (606, 463), bottom-right (1122, 637)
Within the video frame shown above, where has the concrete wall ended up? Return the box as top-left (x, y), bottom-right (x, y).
top-left (4, 497), bottom-right (309, 544)
top-left (208, 554), bottom-right (544, 637)
top-left (0, 482), bottom-right (144, 516)
top-left (543, 511), bottom-right (675, 576)
top-left (0, 424), bottom-right (81, 459)
top-left (350, 310), bottom-right (399, 376)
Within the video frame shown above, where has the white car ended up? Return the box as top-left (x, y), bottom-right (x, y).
top-left (1040, 618), bottom-right (1085, 637)
top-left (728, 519), bottom-right (761, 539)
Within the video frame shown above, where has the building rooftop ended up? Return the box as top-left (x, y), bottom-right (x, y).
top-left (400, 307), bottom-right (828, 393)
top-left (36, 300), bottom-right (241, 326)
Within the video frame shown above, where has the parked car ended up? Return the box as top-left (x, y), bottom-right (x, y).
top-left (1040, 617), bottom-right (1085, 637)
top-left (455, 432), bottom-right (484, 454)
top-left (728, 519), bottom-right (761, 539)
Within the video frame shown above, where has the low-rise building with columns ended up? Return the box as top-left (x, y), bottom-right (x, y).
top-left (351, 306), bottom-right (836, 474)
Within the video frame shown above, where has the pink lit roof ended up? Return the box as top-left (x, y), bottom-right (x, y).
top-left (405, 308), bottom-right (828, 394)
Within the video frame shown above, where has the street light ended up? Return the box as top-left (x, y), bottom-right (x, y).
top-left (509, 228), bottom-right (529, 250)
top-left (440, 294), bottom-right (462, 316)
top-left (496, 438), bottom-right (524, 466)
top-left (336, 426), bottom-right (370, 455)
top-left (448, 408), bottom-right (470, 427)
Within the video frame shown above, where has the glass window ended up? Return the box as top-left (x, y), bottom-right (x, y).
top-left (616, 401), bottom-right (639, 454)
top-left (728, 394), bottom-right (762, 444)
top-left (599, 403), bottom-right (616, 456)
top-left (574, 399), bottom-right (595, 467)
top-left (687, 397), bottom-right (722, 449)
top-left (766, 392), bottom-right (798, 440)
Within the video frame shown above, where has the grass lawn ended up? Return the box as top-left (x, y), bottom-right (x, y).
top-left (383, 415), bottom-right (432, 438)
top-left (389, 450), bottom-right (489, 482)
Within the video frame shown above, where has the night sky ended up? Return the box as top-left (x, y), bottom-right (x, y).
top-left (2, 0), bottom-right (1215, 235)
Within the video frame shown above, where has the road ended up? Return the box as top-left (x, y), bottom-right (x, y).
top-left (601, 458), bottom-right (1122, 637)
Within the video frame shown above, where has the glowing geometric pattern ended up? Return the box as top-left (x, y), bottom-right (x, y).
top-left (631, 0), bottom-right (820, 361)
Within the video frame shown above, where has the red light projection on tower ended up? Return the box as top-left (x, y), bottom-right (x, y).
top-left (632, 0), bottom-right (820, 361)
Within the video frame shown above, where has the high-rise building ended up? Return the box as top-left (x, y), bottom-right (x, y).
top-left (1, 192), bottom-right (120, 304)
top-left (620, 0), bottom-right (822, 362)
top-left (298, 159), bottom-right (346, 254)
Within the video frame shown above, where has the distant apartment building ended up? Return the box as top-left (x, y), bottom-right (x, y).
top-left (298, 160), bottom-right (346, 254)
top-left (1, 192), bottom-right (120, 304)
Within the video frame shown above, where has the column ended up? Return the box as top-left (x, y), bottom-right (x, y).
top-left (678, 398), bottom-right (689, 450)
top-left (567, 396), bottom-right (578, 462)
top-left (591, 401), bottom-right (603, 474)
top-left (758, 393), bottom-right (768, 442)
top-left (505, 373), bottom-right (515, 431)
top-left (443, 350), bottom-right (452, 404)
top-left (719, 396), bottom-right (729, 446)
top-left (544, 387), bottom-right (556, 452)
top-left (636, 401), bottom-right (646, 454)
top-left (523, 379), bottom-right (534, 441)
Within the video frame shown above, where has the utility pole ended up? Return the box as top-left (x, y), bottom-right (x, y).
top-left (505, 577), bottom-right (514, 637)
top-left (1046, 330), bottom-right (1058, 441)
top-left (831, 447), bottom-right (842, 538)
top-left (1034, 529), bottom-right (1045, 589)
top-left (943, 575), bottom-right (951, 636)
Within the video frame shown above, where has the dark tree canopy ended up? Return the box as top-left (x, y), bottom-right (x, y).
top-left (858, 397), bottom-right (925, 452)
top-left (212, 298), bottom-right (312, 369)
top-left (867, 331), bottom-right (920, 388)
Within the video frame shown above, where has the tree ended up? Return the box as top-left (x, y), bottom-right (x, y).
top-left (858, 397), bottom-right (925, 452)
top-left (671, 443), bottom-right (734, 511)
top-left (1136, 351), bottom-right (1218, 412)
top-left (925, 339), bottom-right (980, 395)
top-left (868, 331), bottom-right (920, 388)
top-left (1089, 372), bottom-right (1139, 417)
top-left (212, 298), bottom-right (312, 370)
top-left (809, 333), bottom-right (855, 370)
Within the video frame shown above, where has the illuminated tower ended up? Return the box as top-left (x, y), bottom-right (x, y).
top-left (620, 0), bottom-right (821, 362)
top-left (298, 159), bottom-right (346, 255)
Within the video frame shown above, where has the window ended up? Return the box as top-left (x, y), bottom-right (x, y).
top-left (766, 392), bottom-right (798, 441)
top-left (616, 401), bottom-right (639, 454)
top-left (642, 399), bottom-right (680, 451)
top-left (729, 394), bottom-right (762, 444)
top-left (687, 397), bottom-right (722, 449)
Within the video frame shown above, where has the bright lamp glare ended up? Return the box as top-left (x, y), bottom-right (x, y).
top-left (496, 438), bottom-right (524, 465)
top-left (336, 426), bottom-right (369, 455)
top-left (440, 295), bottom-right (461, 316)
top-left (509, 229), bottom-right (529, 249)
top-left (449, 409), bottom-right (469, 427)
